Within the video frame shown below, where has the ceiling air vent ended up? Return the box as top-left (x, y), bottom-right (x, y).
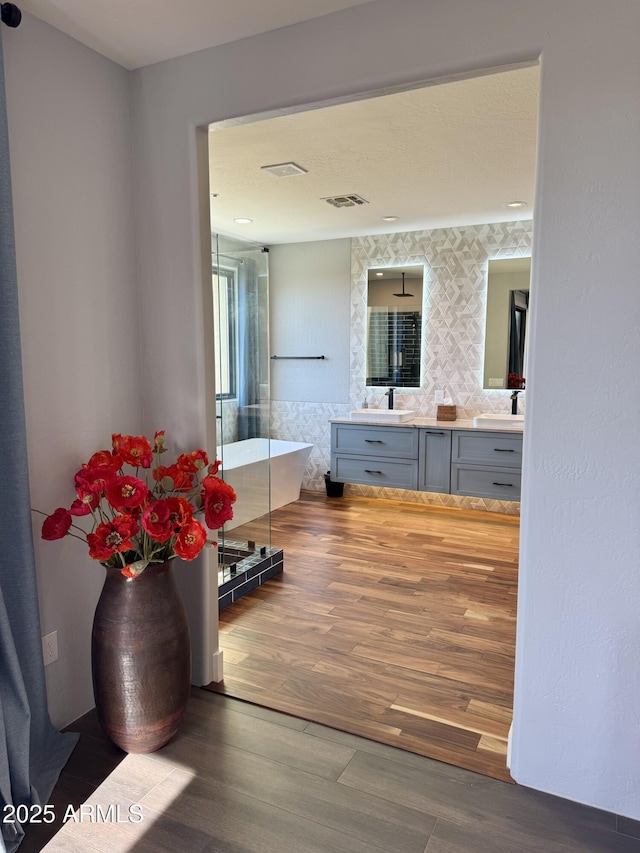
top-left (260, 162), bottom-right (308, 177)
top-left (322, 194), bottom-right (369, 208)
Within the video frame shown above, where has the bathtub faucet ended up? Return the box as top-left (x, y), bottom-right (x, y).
top-left (385, 387), bottom-right (395, 410)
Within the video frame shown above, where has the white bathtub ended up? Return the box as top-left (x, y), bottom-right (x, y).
top-left (217, 438), bottom-right (313, 530)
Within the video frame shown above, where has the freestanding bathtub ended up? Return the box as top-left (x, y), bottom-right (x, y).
top-left (217, 438), bottom-right (313, 530)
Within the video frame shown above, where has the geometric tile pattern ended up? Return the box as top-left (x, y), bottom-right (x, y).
top-left (350, 220), bottom-right (533, 418)
top-left (270, 399), bottom-right (350, 491)
top-left (271, 220), bottom-right (533, 515)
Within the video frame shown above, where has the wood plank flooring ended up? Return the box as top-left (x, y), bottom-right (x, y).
top-left (206, 491), bottom-right (520, 783)
top-left (33, 689), bottom-right (640, 853)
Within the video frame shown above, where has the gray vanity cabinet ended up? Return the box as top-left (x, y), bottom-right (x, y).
top-left (418, 428), bottom-right (452, 494)
top-left (450, 430), bottom-right (522, 501)
top-left (330, 423), bottom-right (419, 489)
top-left (330, 422), bottom-right (523, 501)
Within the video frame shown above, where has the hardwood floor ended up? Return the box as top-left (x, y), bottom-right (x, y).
top-left (207, 491), bottom-right (520, 783)
top-left (32, 689), bottom-right (640, 852)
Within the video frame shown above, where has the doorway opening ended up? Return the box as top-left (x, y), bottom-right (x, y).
top-left (204, 64), bottom-right (538, 782)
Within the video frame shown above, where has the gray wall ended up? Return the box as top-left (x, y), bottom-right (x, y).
top-left (130, 0), bottom-right (640, 818)
top-left (269, 239), bottom-right (351, 403)
top-left (3, 0), bottom-right (640, 821)
top-left (4, 15), bottom-right (140, 727)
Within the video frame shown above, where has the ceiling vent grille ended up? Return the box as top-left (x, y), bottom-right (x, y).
top-left (260, 162), bottom-right (307, 177)
top-left (322, 194), bottom-right (369, 208)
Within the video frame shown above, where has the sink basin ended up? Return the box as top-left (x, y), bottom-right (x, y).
top-left (350, 409), bottom-right (415, 423)
top-left (473, 413), bottom-right (524, 428)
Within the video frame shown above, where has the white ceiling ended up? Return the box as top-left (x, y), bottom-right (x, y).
top-left (18, 1), bottom-right (539, 247)
top-left (19, 0), bottom-right (375, 69)
top-left (209, 65), bottom-right (539, 245)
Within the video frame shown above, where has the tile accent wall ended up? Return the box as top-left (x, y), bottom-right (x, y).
top-left (271, 220), bottom-right (533, 516)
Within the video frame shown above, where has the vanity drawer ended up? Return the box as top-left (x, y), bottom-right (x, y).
top-left (450, 464), bottom-right (521, 501)
top-left (331, 424), bottom-right (419, 459)
top-left (332, 455), bottom-right (418, 490)
top-left (452, 430), bottom-right (522, 468)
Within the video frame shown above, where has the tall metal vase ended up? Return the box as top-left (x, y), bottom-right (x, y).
top-left (91, 559), bottom-right (191, 753)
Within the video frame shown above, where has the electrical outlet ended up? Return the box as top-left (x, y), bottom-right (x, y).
top-left (42, 631), bottom-right (58, 666)
top-left (434, 390), bottom-right (445, 404)
top-left (489, 377), bottom-right (505, 387)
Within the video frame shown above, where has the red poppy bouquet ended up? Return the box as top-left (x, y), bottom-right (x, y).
top-left (37, 431), bottom-right (236, 578)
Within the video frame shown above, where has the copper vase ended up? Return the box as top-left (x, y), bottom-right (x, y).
top-left (91, 559), bottom-right (191, 753)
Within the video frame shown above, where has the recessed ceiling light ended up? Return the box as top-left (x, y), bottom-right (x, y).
top-left (234, 218), bottom-right (253, 224)
top-left (260, 162), bottom-right (308, 178)
top-left (382, 215), bottom-right (399, 222)
top-left (506, 201), bottom-right (527, 208)
top-left (376, 272), bottom-right (384, 277)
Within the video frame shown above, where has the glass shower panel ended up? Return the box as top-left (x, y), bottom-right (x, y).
top-left (212, 234), bottom-right (271, 588)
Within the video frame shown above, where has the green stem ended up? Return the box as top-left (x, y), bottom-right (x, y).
top-left (64, 531), bottom-right (89, 544)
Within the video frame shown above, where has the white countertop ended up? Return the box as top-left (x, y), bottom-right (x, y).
top-left (329, 415), bottom-right (524, 433)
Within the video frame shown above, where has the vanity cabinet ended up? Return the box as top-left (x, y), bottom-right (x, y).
top-left (450, 430), bottom-right (522, 501)
top-left (330, 423), bottom-right (419, 489)
top-left (418, 428), bottom-right (452, 494)
top-left (330, 422), bottom-right (522, 501)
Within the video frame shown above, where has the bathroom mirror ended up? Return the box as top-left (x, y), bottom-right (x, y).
top-left (366, 265), bottom-right (423, 388)
top-left (482, 257), bottom-right (531, 390)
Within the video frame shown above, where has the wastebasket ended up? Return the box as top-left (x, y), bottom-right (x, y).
top-left (324, 471), bottom-right (344, 498)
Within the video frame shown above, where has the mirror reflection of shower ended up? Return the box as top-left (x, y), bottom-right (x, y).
top-left (366, 265), bottom-right (423, 387)
top-left (212, 234), bottom-right (273, 597)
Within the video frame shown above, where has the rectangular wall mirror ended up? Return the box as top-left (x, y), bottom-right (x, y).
top-left (366, 265), bottom-right (424, 388)
top-left (483, 257), bottom-right (531, 390)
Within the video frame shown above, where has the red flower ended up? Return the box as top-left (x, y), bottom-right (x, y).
top-left (69, 497), bottom-right (94, 516)
top-left (153, 463), bottom-right (193, 492)
top-left (141, 500), bottom-right (174, 543)
top-left (111, 433), bottom-right (153, 468)
top-left (174, 519), bottom-right (207, 560)
top-left (37, 430), bottom-right (223, 576)
top-left (201, 476), bottom-right (236, 530)
top-left (87, 515), bottom-right (139, 561)
top-left (176, 449), bottom-right (209, 473)
top-left (85, 450), bottom-right (122, 474)
top-left (141, 496), bottom-right (193, 543)
top-left (74, 466), bottom-right (115, 501)
top-left (106, 475), bottom-right (148, 512)
top-left (165, 497), bottom-right (193, 529)
top-left (42, 508), bottom-right (72, 540)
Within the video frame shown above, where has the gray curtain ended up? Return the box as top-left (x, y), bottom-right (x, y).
top-left (0, 27), bottom-right (78, 853)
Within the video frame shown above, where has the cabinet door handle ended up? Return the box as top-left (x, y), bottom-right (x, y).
top-left (364, 439), bottom-right (383, 443)
top-left (492, 481), bottom-right (513, 487)
top-left (494, 448), bottom-right (514, 452)
top-left (364, 469), bottom-right (383, 474)
top-left (426, 431), bottom-right (445, 435)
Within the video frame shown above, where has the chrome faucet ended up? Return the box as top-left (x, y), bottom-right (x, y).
top-left (510, 390), bottom-right (520, 415)
top-left (385, 387), bottom-right (395, 410)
